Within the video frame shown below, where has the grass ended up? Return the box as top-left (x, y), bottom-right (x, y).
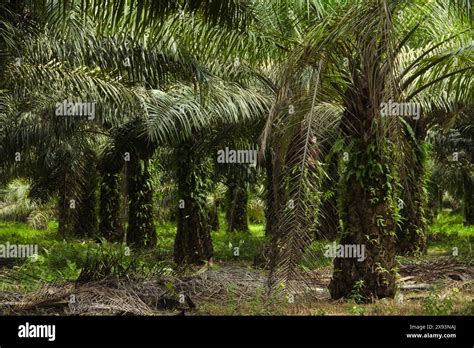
top-left (212, 227), bottom-right (266, 261)
top-left (0, 213), bottom-right (266, 291)
top-left (0, 222), bottom-right (55, 242)
top-left (199, 286), bottom-right (290, 315)
top-left (0, 222), bottom-right (173, 290)
top-left (0, 212), bottom-right (473, 315)
top-left (428, 210), bottom-right (474, 236)
top-left (427, 210), bottom-right (473, 258)
top-left (199, 285), bottom-right (474, 316)
top-left (155, 213), bottom-right (267, 262)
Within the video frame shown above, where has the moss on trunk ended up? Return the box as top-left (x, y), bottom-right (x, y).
top-left (173, 142), bottom-right (213, 265)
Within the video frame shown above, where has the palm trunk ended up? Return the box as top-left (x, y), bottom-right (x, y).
top-left (126, 156), bottom-right (156, 248)
top-left (226, 180), bottom-right (249, 233)
top-left (208, 200), bottom-right (220, 231)
top-left (397, 142), bottom-right (428, 254)
top-left (121, 163), bottom-right (129, 234)
top-left (74, 165), bottom-right (98, 238)
top-left (463, 170), bottom-right (474, 225)
top-left (99, 171), bottom-right (123, 241)
top-left (253, 153), bottom-right (277, 267)
top-left (174, 142), bottom-right (213, 265)
top-left (57, 192), bottom-right (69, 237)
top-left (57, 171), bottom-right (74, 236)
top-left (329, 124), bottom-right (398, 301)
top-left (316, 154), bottom-right (339, 241)
top-left (427, 180), bottom-right (442, 223)
top-left (264, 152), bottom-right (278, 237)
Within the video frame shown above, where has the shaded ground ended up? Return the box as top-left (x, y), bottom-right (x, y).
top-left (0, 211), bottom-right (473, 315)
top-left (1, 256), bottom-right (472, 316)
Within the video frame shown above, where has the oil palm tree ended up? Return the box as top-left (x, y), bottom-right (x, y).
top-left (1, 0), bottom-right (276, 251)
top-left (264, 0), bottom-right (472, 300)
top-left (428, 112), bottom-right (474, 225)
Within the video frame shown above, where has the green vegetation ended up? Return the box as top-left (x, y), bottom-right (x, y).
top-left (427, 211), bottom-right (474, 257)
top-left (0, 0), bottom-right (472, 316)
top-left (1, 212), bottom-right (472, 315)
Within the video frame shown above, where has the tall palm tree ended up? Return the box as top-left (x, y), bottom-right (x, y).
top-left (428, 112), bottom-right (474, 225)
top-left (392, 0), bottom-right (473, 253)
top-left (143, 80), bottom-right (270, 264)
top-left (264, 0), bottom-right (472, 300)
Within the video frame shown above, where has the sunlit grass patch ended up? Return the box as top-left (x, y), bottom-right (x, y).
top-left (428, 211), bottom-right (474, 236)
top-left (427, 212), bottom-right (473, 257)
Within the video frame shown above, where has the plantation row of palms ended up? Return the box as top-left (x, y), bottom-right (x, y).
top-left (0, 0), bottom-right (472, 302)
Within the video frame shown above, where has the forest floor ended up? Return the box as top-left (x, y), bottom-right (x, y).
top-left (0, 211), bottom-right (473, 315)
